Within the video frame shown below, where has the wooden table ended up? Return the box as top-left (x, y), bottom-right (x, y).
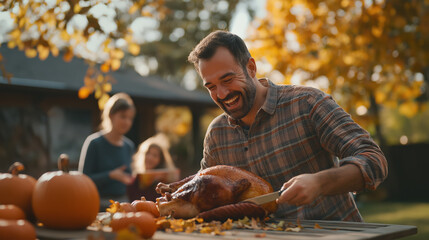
top-left (36, 219), bottom-right (417, 240)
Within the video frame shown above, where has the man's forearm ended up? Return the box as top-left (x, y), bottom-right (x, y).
top-left (316, 164), bottom-right (365, 196)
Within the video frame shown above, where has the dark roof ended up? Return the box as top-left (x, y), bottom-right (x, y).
top-left (0, 46), bottom-right (214, 106)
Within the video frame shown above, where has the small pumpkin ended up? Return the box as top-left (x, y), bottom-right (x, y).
top-left (0, 219), bottom-right (36, 240)
top-left (32, 154), bottom-right (100, 230)
top-left (110, 212), bottom-right (157, 239)
top-left (0, 162), bottom-right (36, 218)
top-left (131, 197), bottom-right (160, 217)
top-left (119, 202), bottom-right (135, 212)
top-left (0, 204), bottom-right (26, 220)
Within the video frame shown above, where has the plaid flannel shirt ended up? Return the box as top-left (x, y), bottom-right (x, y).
top-left (201, 79), bottom-right (388, 221)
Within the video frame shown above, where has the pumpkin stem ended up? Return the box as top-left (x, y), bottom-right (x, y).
top-left (58, 154), bottom-right (70, 173)
top-left (8, 162), bottom-right (24, 175)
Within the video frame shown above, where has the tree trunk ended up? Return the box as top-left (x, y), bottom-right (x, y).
top-left (369, 92), bottom-right (386, 149)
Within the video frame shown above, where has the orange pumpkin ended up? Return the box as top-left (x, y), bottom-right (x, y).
top-left (119, 202), bottom-right (135, 212)
top-left (0, 204), bottom-right (26, 220)
top-left (0, 219), bottom-right (36, 240)
top-left (131, 197), bottom-right (160, 217)
top-left (32, 154), bottom-right (100, 230)
top-left (110, 212), bottom-right (157, 239)
top-left (0, 162), bottom-right (36, 218)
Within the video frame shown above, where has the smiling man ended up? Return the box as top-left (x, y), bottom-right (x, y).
top-left (185, 30), bottom-right (388, 221)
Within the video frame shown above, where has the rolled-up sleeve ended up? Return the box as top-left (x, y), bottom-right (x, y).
top-left (309, 91), bottom-right (388, 191)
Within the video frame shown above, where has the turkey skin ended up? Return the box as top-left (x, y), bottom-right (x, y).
top-left (156, 165), bottom-right (278, 219)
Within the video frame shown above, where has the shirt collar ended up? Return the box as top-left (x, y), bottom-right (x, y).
top-left (259, 78), bottom-right (278, 116)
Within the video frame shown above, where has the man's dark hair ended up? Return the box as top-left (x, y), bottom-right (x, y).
top-left (188, 30), bottom-right (251, 73)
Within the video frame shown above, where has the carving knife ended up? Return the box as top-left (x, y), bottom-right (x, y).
top-left (242, 189), bottom-right (286, 205)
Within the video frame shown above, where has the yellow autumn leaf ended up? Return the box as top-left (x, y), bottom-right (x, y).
top-left (343, 55), bottom-right (354, 65)
top-left (114, 49), bottom-right (125, 59)
top-left (71, 31), bottom-right (83, 44)
top-left (74, 3), bottom-right (81, 13)
top-left (10, 29), bottom-right (20, 39)
top-left (19, 18), bottom-right (26, 28)
top-left (375, 90), bottom-right (387, 104)
top-left (111, 59), bottom-right (121, 71)
top-left (98, 93), bottom-right (110, 110)
top-left (51, 46), bottom-right (59, 57)
top-left (175, 122), bottom-right (190, 136)
top-left (128, 43), bottom-right (140, 56)
top-left (319, 49), bottom-right (331, 64)
top-left (341, 0), bottom-right (351, 8)
top-left (103, 82), bottom-right (112, 92)
top-left (37, 45), bottom-right (50, 60)
top-left (95, 86), bottom-right (102, 99)
top-left (25, 48), bottom-right (37, 58)
top-left (141, 10), bottom-right (153, 17)
top-left (398, 101), bottom-right (418, 118)
top-left (97, 74), bottom-right (104, 83)
top-left (46, 15), bottom-right (56, 27)
top-left (124, 34), bottom-right (133, 44)
top-left (371, 27), bottom-right (383, 37)
top-left (78, 86), bottom-right (92, 99)
top-left (84, 76), bottom-right (95, 89)
top-left (355, 35), bottom-right (367, 46)
top-left (129, 3), bottom-right (139, 14)
top-left (7, 41), bottom-right (16, 49)
top-left (60, 30), bottom-right (70, 41)
top-left (103, 39), bottom-right (112, 51)
top-left (367, 5), bottom-right (382, 15)
top-left (338, 34), bottom-right (350, 44)
top-left (100, 62), bottom-right (110, 73)
top-left (63, 49), bottom-right (73, 62)
top-left (307, 59), bottom-right (321, 71)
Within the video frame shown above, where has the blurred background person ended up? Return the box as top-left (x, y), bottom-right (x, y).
top-left (79, 92), bottom-right (136, 211)
top-left (127, 133), bottom-right (179, 202)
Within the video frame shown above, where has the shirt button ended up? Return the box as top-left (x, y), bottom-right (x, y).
top-left (244, 147), bottom-right (248, 151)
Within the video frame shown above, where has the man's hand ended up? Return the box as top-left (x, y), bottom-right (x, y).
top-left (277, 164), bottom-right (365, 206)
top-left (277, 173), bottom-right (322, 206)
top-left (109, 165), bottom-right (133, 185)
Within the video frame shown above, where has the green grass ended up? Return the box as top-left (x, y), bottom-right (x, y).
top-left (359, 202), bottom-right (429, 240)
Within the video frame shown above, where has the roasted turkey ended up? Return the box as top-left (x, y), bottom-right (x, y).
top-left (156, 165), bottom-right (277, 220)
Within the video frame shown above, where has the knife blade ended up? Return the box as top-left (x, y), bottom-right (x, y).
top-left (242, 189), bottom-right (286, 205)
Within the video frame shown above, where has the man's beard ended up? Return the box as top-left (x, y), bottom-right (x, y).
top-left (218, 75), bottom-right (256, 120)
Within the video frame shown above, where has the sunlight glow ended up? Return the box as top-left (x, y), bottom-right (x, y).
top-left (130, 17), bottom-right (161, 43)
top-left (400, 135), bottom-right (408, 145)
top-left (285, 31), bottom-right (300, 52)
top-left (230, 0), bottom-right (266, 38)
top-left (133, 56), bottom-right (159, 76)
top-left (415, 72), bottom-right (424, 82)
top-left (291, 69), bottom-right (311, 85)
top-left (267, 70), bottom-right (284, 84)
top-left (0, 12), bottom-right (14, 43)
top-left (230, 2), bottom-right (250, 39)
top-left (356, 105), bottom-right (368, 116)
top-left (68, 14), bottom-right (88, 32)
top-left (183, 69), bottom-right (198, 91)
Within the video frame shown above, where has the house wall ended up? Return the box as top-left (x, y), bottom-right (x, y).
top-left (0, 86), bottom-right (158, 178)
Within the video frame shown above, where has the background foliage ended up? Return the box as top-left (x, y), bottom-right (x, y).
top-left (246, 0), bottom-right (429, 145)
top-left (0, 0), bottom-right (244, 108)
